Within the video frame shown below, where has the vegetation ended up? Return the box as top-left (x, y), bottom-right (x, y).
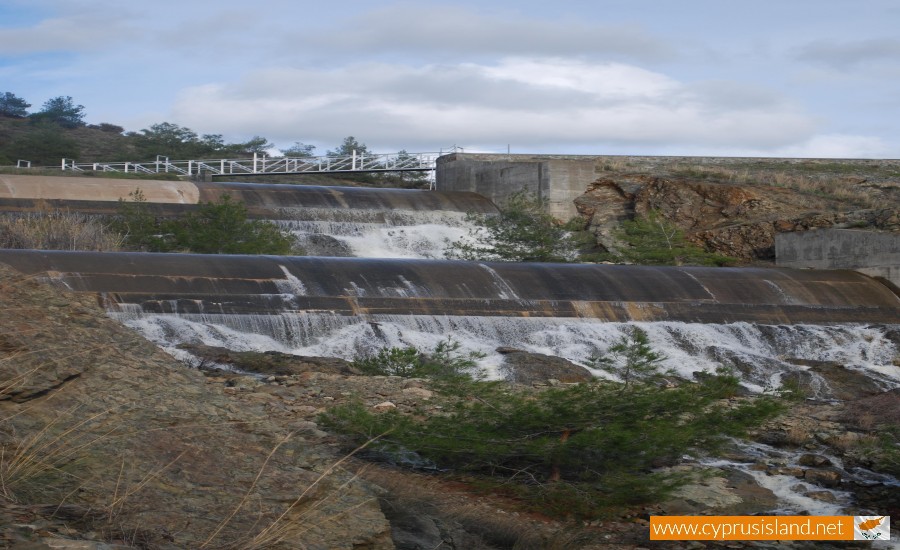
top-left (322, 331), bottom-right (783, 519)
top-left (0, 93), bottom-right (430, 188)
top-left (0, 92), bottom-right (30, 118)
top-left (446, 191), bottom-right (584, 262)
top-left (2, 122), bottom-right (81, 165)
top-left (351, 338), bottom-right (485, 380)
top-left (0, 207), bottom-right (124, 251)
top-left (113, 189), bottom-right (295, 255)
top-left (608, 210), bottom-right (735, 266)
top-left (589, 326), bottom-right (672, 389)
top-left (30, 96), bottom-right (86, 128)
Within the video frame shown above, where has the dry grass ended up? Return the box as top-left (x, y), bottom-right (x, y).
top-left (0, 206), bottom-right (124, 251)
top-left (657, 162), bottom-right (891, 208)
top-left (785, 424), bottom-right (812, 447)
top-left (0, 402), bottom-right (117, 502)
top-left (202, 435), bottom-right (385, 550)
top-left (351, 463), bottom-right (599, 550)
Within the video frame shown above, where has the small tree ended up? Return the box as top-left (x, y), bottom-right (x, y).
top-left (589, 327), bottom-right (672, 390)
top-left (280, 142), bottom-right (317, 158)
top-left (112, 189), bottom-right (172, 251)
top-left (0, 92), bottom-right (30, 118)
top-left (614, 210), bottom-right (734, 266)
top-left (115, 192), bottom-right (295, 255)
top-left (327, 136), bottom-right (369, 157)
top-left (173, 195), bottom-right (294, 255)
top-left (446, 191), bottom-right (577, 262)
top-left (31, 96), bottom-right (86, 128)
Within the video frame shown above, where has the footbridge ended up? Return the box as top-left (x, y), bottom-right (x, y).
top-left (57, 150), bottom-right (448, 178)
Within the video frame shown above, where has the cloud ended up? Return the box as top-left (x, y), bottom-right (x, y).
top-left (288, 3), bottom-right (676, 63)
top-left (170, 57), bottom-right (817, 153)
top-left (773, 134), bottom-right (893, 159)
top-left (795, 38), bottom-right (900, 70)
top-left (0, 14), bottom-right (135, 54)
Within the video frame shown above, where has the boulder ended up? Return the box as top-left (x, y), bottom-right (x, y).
top-left (178, 343), bottom-right (356, 376)
top-left (497, 349), bottom-right (593, 385)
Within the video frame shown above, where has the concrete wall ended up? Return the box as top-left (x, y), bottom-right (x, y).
top-left (776, 229), bottom-right (900, 291)
top-left (0, 174), bottom-right (199, 203)
top-left (436, 153), bottom-right (900, 220)
top-left (435, 154), bottom-right (598, 219)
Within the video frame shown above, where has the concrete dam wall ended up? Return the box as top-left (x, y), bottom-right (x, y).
top-left (776, 228), bottom-right (900, 291)
top-left (1, 250), bottom-right (898, 324)
top-left (0, 175), bottom-right (497, 219)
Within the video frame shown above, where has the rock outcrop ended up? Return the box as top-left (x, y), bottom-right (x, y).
top-left (575, 175), bottom-right (900, 261)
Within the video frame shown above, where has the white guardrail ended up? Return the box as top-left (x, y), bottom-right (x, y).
top-left (57, 150), bottom-right (450, 177)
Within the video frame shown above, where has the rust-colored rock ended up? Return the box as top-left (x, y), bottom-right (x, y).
top-left (575, 173), bottom-right (900, 261)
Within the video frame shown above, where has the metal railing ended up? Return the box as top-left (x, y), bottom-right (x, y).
top-left (59, 150), bottom-right (449, 176)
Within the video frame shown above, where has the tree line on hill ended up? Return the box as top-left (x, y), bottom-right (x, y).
top-left (0, 91), bottom-right (410, 172)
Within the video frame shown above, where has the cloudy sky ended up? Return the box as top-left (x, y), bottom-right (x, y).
top-left (2, 0), bottom-right (899, 158)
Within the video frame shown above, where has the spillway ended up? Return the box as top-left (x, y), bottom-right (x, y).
top-left (0, 176), bottom-right (496, 217)
top-left (1, 250), bottom-right (898, 324)
top-left (0, 177), bottom-right (495, 259)
top-left (1, 249), bottom-right (898, 393)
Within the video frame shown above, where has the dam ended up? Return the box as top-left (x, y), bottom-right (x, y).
top-left (0, 175), bottom-right (496, 258)
top-left (0, 175), bottom-right (897, 391)
top-left (0, 250), bottom-right (898, 324)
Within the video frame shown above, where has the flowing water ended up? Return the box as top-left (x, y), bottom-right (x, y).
top-left (3, 182), bottom-right (899, 524)
top-left (114, 311), bottom-right (899, 394)
top-left (273, 208), bottom-right (477, 259)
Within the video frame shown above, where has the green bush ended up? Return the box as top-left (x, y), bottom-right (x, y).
top-left (173, 195), bottom-right (293, 254)
top-left (612, 210), bottom-right (735, 266)
top-left (589, 327), bottom-right (673, 389)
top-left (322, 334), bottom-right (782, 519)
top-left (351, 338), bottom-right (485, 380)
top-left (446, 191), bottom-right (579, 262)
top-left (113, 190), bottom-right (295, 255)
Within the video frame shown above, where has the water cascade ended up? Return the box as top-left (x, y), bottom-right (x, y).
top-left (0, 249), bottom-right (897, 392)
top-left (0, 179), bottom-right (496, 259)
top-left (1, 179), bottom-right (899, 519)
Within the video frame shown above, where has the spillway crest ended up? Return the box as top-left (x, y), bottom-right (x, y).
top-left (1, 250), bottom-right (898, 324)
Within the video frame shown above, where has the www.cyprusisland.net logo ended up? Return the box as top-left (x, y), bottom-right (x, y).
top-left (854, 516), bottom-right (891, 541)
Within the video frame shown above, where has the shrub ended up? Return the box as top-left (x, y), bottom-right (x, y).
top-left (113, 190), bottom-right (296, 255)
top-left (112, 189), bottom-right (169, 251)
top-left (612, 210), bottom-right (735, 266)
top-left (351, 338), bottom-right (485, 380)
top-left (0, 207), bottom-right (124, 251)
top-left (446, 191), bottom-right (580, 262)
top-left (173, 195), bottom-right (294, 255)
top-left (322, 334), bottom-right (782, 519)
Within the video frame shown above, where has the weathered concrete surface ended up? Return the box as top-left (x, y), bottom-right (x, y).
top-left (776, 229), bottom-right (900, 291)
top-left (2, 250), bottom-right (899, 324)
top-left (436, 153), bottom-right (596, 219)
top-left (0, 174), bottom-right (199, 203)
top-left (0, 175), bottom-right (497, 217)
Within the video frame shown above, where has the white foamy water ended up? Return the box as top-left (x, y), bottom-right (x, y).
top-left (113, 311), bottom-right (900, 392)
top-left (273, 210), bottom-right (479, 259)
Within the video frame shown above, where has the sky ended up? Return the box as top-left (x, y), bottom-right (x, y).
top-left (2, 0), bottom-right (899, 158)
